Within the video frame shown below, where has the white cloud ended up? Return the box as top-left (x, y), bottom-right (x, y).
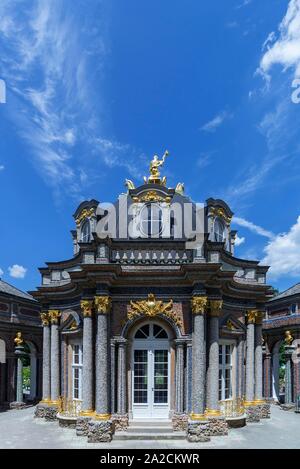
top-left (200, 111), bottom-right (233, 132)
top-left (8, 264), bottom-right (27, 279)
top-left (262, 215), bottom-right (300, 279)
top-left (235, 235), bottom-right (245, 246)
top-left (197, 152), bottom-right (214, 169)
top-left (0, 268), bottom-right (3, 277)
top-left (0, 165), bottom-right (4, 171)
top-left (259, 0), bottom-right (300, 79)
top-left (233, 216), bottom-right (274, 239)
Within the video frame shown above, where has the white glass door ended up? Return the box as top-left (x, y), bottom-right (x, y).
top-left (132, 324), bottom-right (170, 419)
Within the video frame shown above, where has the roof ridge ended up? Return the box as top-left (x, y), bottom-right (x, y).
top-left (0, 278), bottom-right (34, 300)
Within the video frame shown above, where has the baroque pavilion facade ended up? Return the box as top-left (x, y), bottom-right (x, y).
top-left (33, 153), bottom-right (272, 442)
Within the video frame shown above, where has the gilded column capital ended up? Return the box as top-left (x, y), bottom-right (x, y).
top-left (191, 296), bottom-right (207, 315)
top-left (48, 310), bottom-right (61, 324)
top-left (40, 311), bottom-right (50, 326)
top-left (94, 295), bottom-right (112, 315)
top-left (80, 300), bottom-right (94, 317)
top-left (246, 310), bottom-right (264, 324)
top-left (209, 300), bottom-right (223, 317)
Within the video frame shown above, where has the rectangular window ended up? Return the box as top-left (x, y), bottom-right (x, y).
top-left (289, 304), bottom-right (298, 314)
top-left (72, 343), bottom-right (83, 400)
top-left (219, 343), bottom-right (233, 401)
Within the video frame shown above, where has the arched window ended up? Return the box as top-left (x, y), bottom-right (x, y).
top-left (214, 218), bottom-right (226, 243)
top-left (134, 324), bottom-right (168, 339)
top-left (81, 220), bottom-right (91, 242)
top-left (140, 204), bottom-right (163, 238)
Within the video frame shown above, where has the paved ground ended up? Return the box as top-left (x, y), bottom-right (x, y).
top-left (0, 405), bottom-right (299, 449)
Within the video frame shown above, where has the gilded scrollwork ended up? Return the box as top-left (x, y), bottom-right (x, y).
top-left (40, 311), bottom-right (50, 326)
top-left (75, 207), bottom-right (95, 227)
top-left (80, 300), bottom-right (94, 317)
top-left (209, 300), bottom-right (223, 317)
top-left (128, 293), bottom-right (182, 328)
top-left (94, 296), bottom-right (112, 315)
top-left (191, 296), bottom-right (207, 315)
top-left (48, 310), bottom-right (61, 324)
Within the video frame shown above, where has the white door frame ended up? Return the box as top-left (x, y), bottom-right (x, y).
top-left (131, 323), bottom-right (170, 419)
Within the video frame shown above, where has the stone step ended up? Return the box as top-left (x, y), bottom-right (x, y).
top-left (114, 431), bottom-right (186, 441)
top-left (127, 426), bottom-right (174, 434)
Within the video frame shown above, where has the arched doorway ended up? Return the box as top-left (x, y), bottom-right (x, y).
top-left (131, 322), bottom-right (171, 419)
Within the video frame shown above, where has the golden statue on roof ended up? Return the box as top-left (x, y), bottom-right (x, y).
top-left (144, 150), bottom-right (169, 185)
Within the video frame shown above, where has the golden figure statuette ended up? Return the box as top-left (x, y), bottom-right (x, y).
top-left (14, 332), bottom-right (24, 347)
top-left (144, 150), bottom-right (169, 185)
top-left (285, 330), bottom-right (294, 346)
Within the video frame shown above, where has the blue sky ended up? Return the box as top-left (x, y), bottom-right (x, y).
top-left (1, 0), bottom-right (300, 293)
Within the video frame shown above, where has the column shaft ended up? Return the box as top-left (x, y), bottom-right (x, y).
top-left (206, 315), bottom-right (220, 412)
top-left (191, 313), bottom-right (206, 416)
top-left (42, 325), bottom-right (51, 401)
top-left (16, 357), bottom-right (23, 403)
top-left (110, 342), bottom-right (116, 414)
top-left (95, 313), bottom-right (109, 415)
top-left (245, 322), bottom-right (255, 403)
top-left (50, 322), bottom-right (60, 402)
top-left (82, 315), bottom-right (93, 412)
top-left (254, 323), bottom-right (263, 401)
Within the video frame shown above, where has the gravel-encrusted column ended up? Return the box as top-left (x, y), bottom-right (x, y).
top-left (88, 296), bottom-right (114, 443)
top-left (185, 341), bottom-right (192, 414)
top-left (187, 296), bottom-right (210, 442)
top-left (50, 310), bottom-right (61, 404)
top-left (41, 312), bottom-right (51, 402)
top-left (110, 340), bottom-right (116, 415)
top-left (244, 310), bottom-right (260, 422)
top-left (284, 333), bottom-right (296, 405)
top-left (262, 342), bottom-right (272, 400)
top-left (206, 300), bottom-right (222, 416)
top-left (254, 312), bottom-right (264, 402)
top-left (10, 333), bottom-right (26, 409)
top-left (80, 300), bottom-right (94, 415)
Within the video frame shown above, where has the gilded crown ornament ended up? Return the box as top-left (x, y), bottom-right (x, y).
top-left (191, 296), bottom-right (207, 315)
top-left (94, 296), bottom-right (112, 314)
top-left (143, 150), bottom-right (169, 185)
top-left (80, 300), bottom-right (94, 317)
top-left (48, 310), bottom-right (61, 324)
top-left (40, 311), bottom-right (50, 326)
top-left (14, 332), bottom-right (24, 347)
top-left (128, 293), bottom-right (182, 327)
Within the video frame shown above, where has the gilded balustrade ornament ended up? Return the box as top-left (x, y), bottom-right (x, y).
top-left (209, 300), bottom-right (223, 317)
top-left (75, 207), bottom-right (95, 227)
top-left (128, 293), bottom-right (182, 327)
top-left (48, 310), bottom-right (61, 324)
top-left (40, 311), bottom-right (50, 326)
top-left (14, 332), bottom-right (24, 347)
top-left (80, 300), bottom-right (94, 317)
top-left (94, 296), bottom-right (112, 315)
top-left (191, 296), bottom-right (208, 315)
top-left (285, 330), bottom-right (294, 346)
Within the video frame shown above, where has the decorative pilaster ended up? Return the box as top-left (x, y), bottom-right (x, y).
top-left (175, 341), bottom-right (184, 414)
top-left (237, 337), bottom-right (245, 398)
top-left (80, 300), bottom-right (94, 417)
top-left (49, 310), bottom-right (61, 406)
top-left (244, 310), bottom-right (260, 422)
top-left (284, 334), bottom-right (296, 406)
top-left (88, 295), bottom-right (113, 443)
top-left (254, 312), bottom-right (264, 403)
top-left (187, 296), bottom-right (210, 442)
top-left (10, 333), bottom-right (27, 409)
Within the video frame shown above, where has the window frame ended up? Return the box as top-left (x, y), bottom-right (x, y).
top-left (219, 342), bottom-right (234, 401)
top-left (71, 342), bottom-right (83, 401)
top-left (81, 220), bottom-right (91, 243)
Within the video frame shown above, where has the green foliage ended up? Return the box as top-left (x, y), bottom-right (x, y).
top-left (23, 366), bottom-right (31, 390)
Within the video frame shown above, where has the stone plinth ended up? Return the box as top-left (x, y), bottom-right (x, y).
top-left (207, 416), bottom-right (228, 436)
top-left (58, 415), bottom-right (77, 428)
top-left (10, 401), bottom-right (26, 410)
top-left (35, 403), bottom-right (58, 420)
top-left (87, 419), bottom-right (114, 443)
top-left (172, 413), bottom-right (188, 431)
top-left (258, 402), bottom-right (271, 419)
top-left (187, 419), bottom-right (210, 442)
top-left (245, 405), bottom-right (260, 423)
top-left (112, 414), bottom-right (129, 432)
top-left (226, 415), bottom-right (246, 428)
top-left (76, 416), bottom-right (93, 436)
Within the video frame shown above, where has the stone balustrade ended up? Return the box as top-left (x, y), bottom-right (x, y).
top-left (111, 249), bottom-right (191, 264)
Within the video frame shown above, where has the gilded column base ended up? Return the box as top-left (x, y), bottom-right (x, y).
top-left (94, 413), bottom-right (111, 421)
top-left (79, 409), bottom-right (95, 417)
top-left (189, 413), bottom-right (207, 421)
top-left (205, 408), bottom-right (222, 417)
